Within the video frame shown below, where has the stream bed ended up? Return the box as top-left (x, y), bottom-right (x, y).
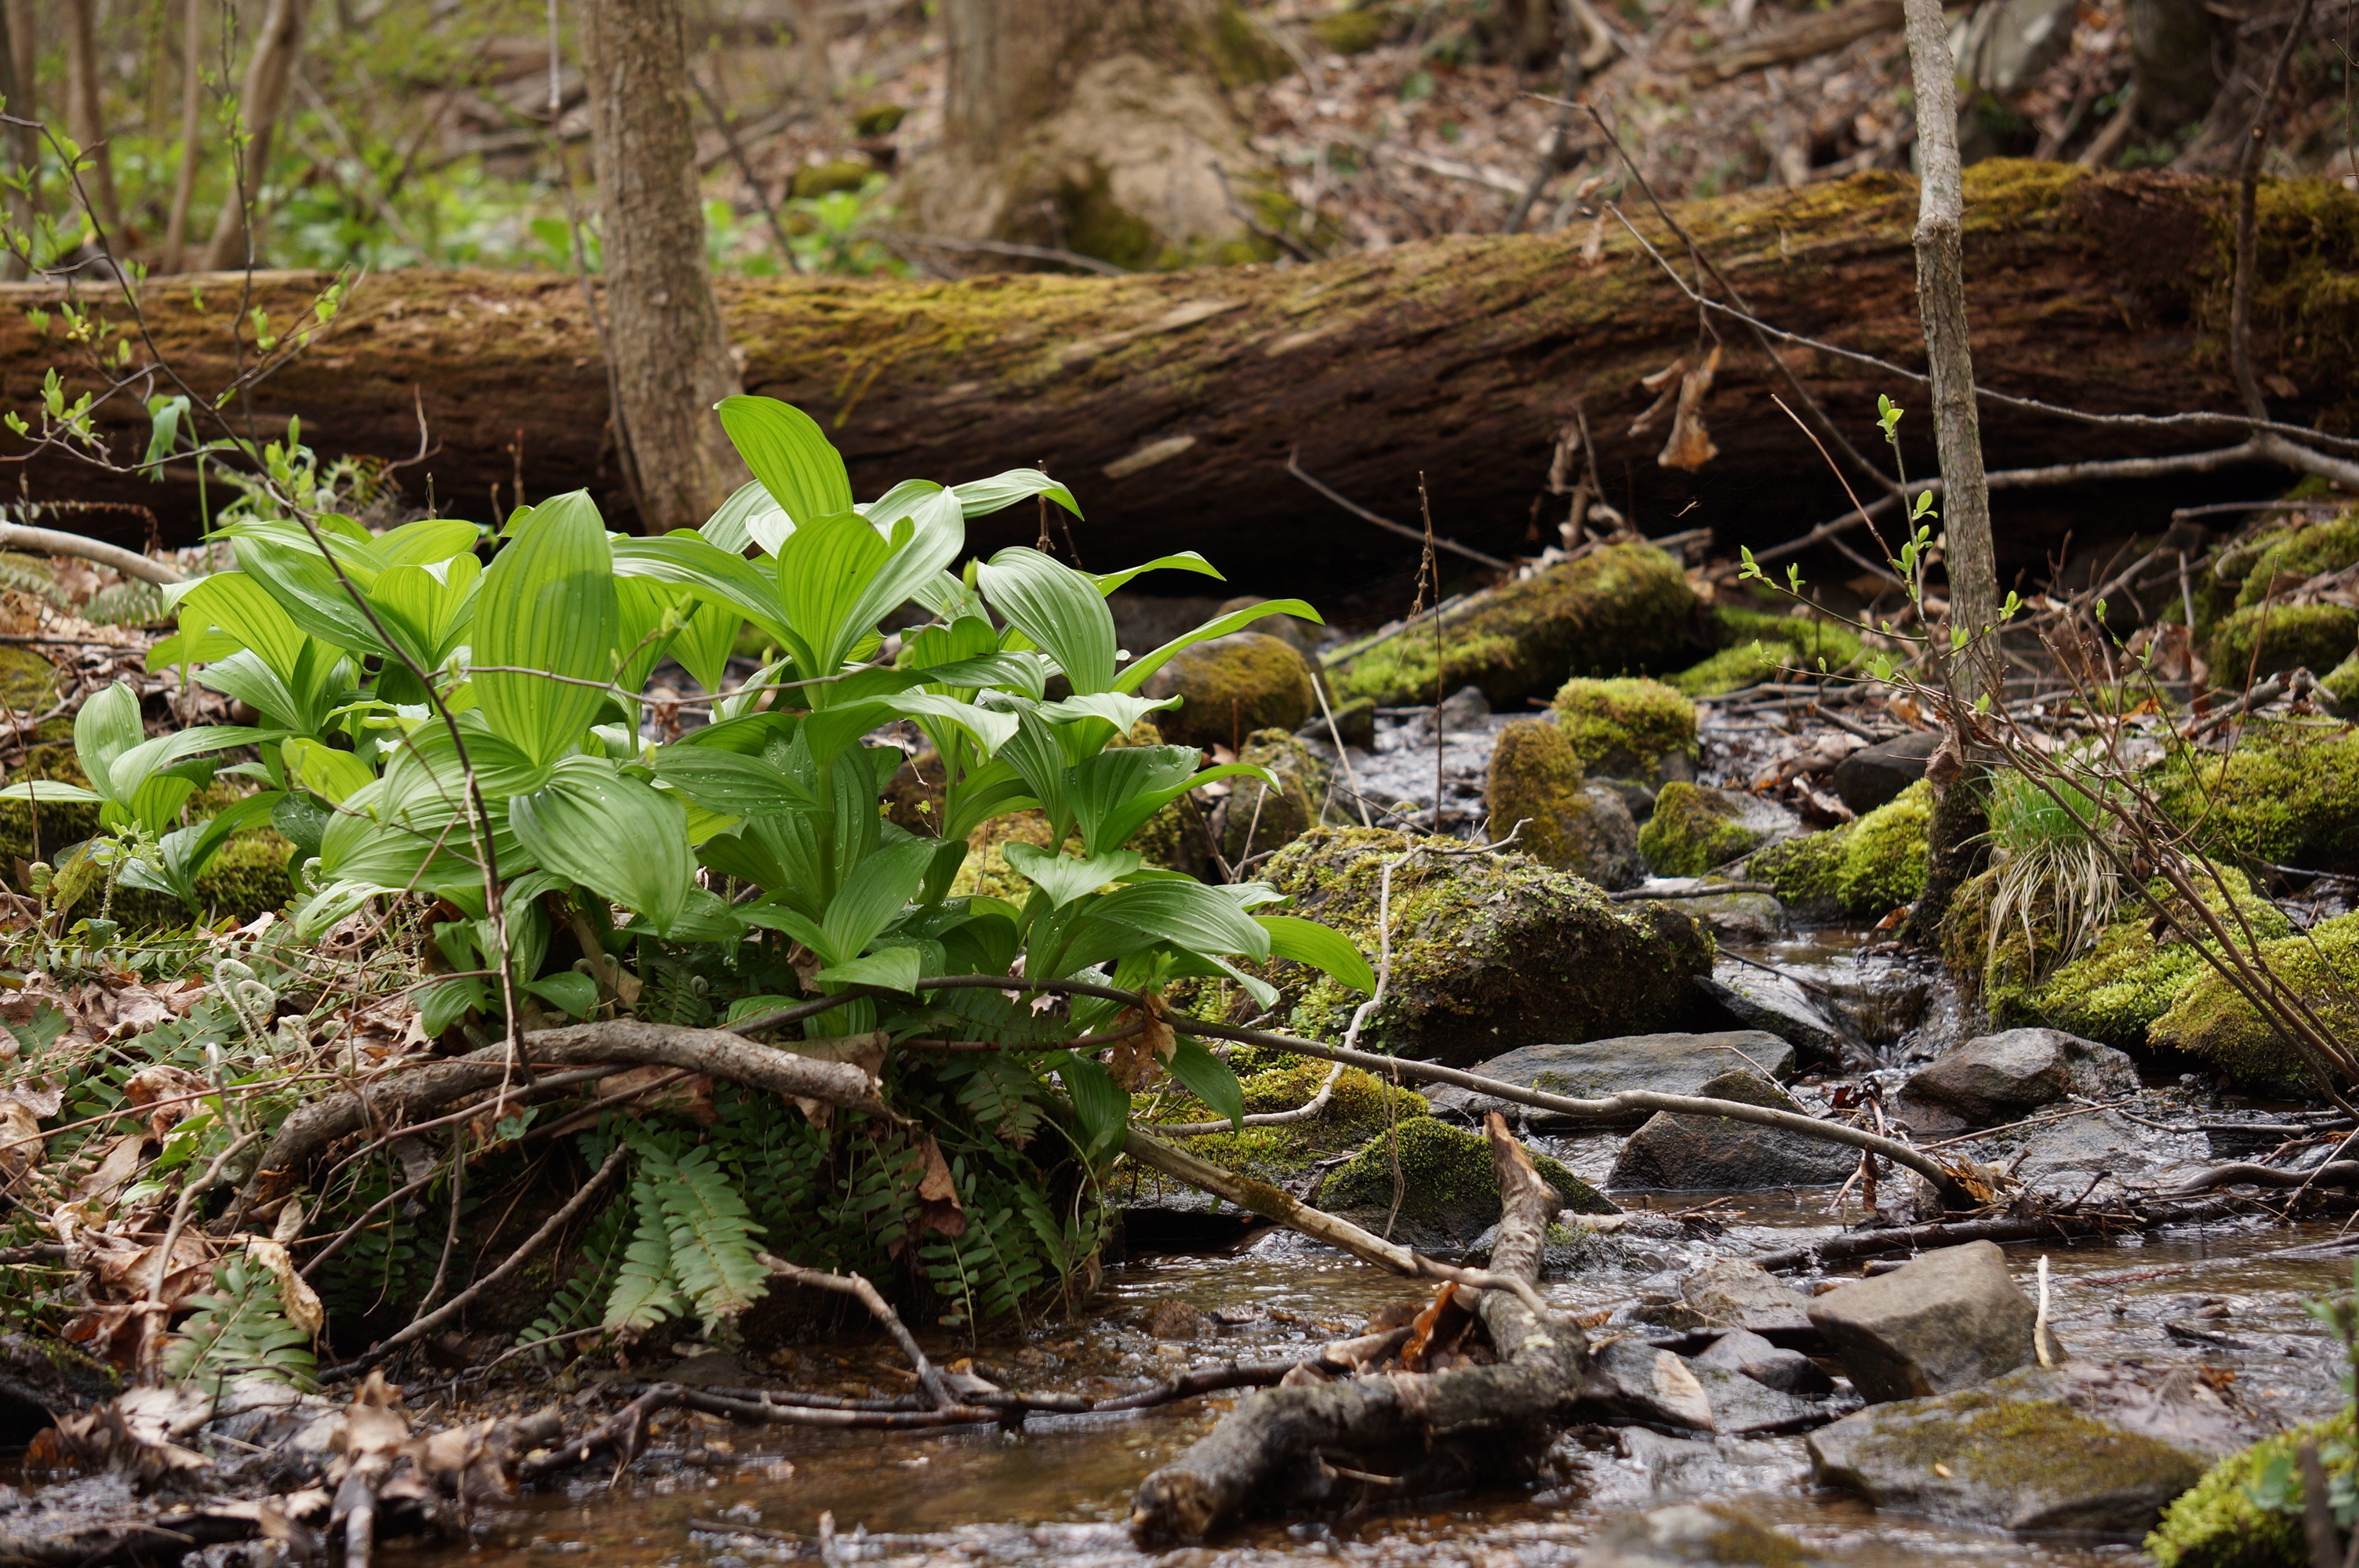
top-left (411, 1214), bottom-right (2352, 1568)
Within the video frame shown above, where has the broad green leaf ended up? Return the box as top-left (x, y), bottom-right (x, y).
top-left (1257, 913), bottom-right (1376, 993)
top-left (774, 510), bottom-right (892, 679)
top-left (107, 727), bottom-right (274, 803)
top-left (650, 747), bottom-right (810, 815)
top-left (231, 530), bottom-right (387, 654)
top-left (1092, 552), bottom-right (1221, 597)
top-left (818, 837), bottom-right (936, 964)
top-left (1055, 1053), bottom-right (1129, 1160)
top-left (1114, 597), bottom-right (1325, 695)
top-left (948, 469), bottom-right (1081, 521)
top-left (74, 681), bottom-right (146, 799)
top-left (839, 488), bottom-right (966, 652)
top-left (883, 691), bottom-right (1017, 757)
top-left (977, 547), bottom-right (1119, 695)
top-left (372, 517), bottom-right (482, 568)
top-left (1003, 843), bottom-right (1141, 909)
top-left (1061, 880), bottom-right (1272, 971)
top-left (715, 396), bottom-right (853, 524)
top-left (525, 971), bottom-right (598, 1018)
top-left (670, 600), bottom-right (742, 698)
top-left (612, 534), bottom-right (793, 648)
top-left (282, 738), bottom-right (376, 804)
top-left (370, 553), bottom-right (482, 671)
top-left (510, 757), bottom-right (695, 934)
top-left (814, 946), bottom-right (924, 994)
top-left (701, 479), bottom-right (786, 555)
top-left (1164, 1036), bottom-right (1244, 1129)
top-left (474, 491), bottom-right (617, 767)
top-left (860, 477), bottom-right (945, 528)
top-left (179, 572), bottom-right (307, 680)
top-left (0, 780), bottom-right (103, 804)
top-left (1034, 691), bottom-right (1176, 735)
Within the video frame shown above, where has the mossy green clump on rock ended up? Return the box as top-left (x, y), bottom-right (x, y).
top-left (1311, 4), bottom-right (1397, 53)
top-left (1552, 676), bottom-right (1698, 781)
top-left (1750, 829), bottom-right (1849, 909)
top-left (951, 810), bottom-right (1061, 904)
top-left (1315, 1116), bottom-right (1613, 1247)
top-left (2156, 724), bottom-right (2359, 871)
top-left (2324, 650), bottom-right (2359, 708)
top-left (111, 830), bottom-right (299, 930)
top-left (0, 646), bottom-right (59, 712)
top-left (1146, 1056), bottom-right (1430, 1178)
top-left (852, 103), bottom-right (908, 137)
top-left (1833, 779), bottom-right (1932, 914)
top-left (2234, 514), bottom-right (2359, 607)
top-left (1967, 872), bottom-right (2288, 1048)
top-left (2205, 602), bottom-right (2359, 684)
top-left (1143, 632), bottom-right (1316, 751)
top-left (1222, 728), bottom-right (1344, 865)
top-left (0, 717), bottom-right (98, 874)
top-left (791, 159), bottom-right (875, 200)
top-left (1484, 717), bottom-right (1631, 881)
top-left (2150, 909), bottom-right (2359, 1089)
top-left (1335, 544), bottom-right (1694, 710)
top-left (2147, 1410), bottom-right (2355, 1568)
top-left (1234, 826), bottom-right (1715, 1065)
top-left (1667, 607), bottom-right (1866, 697)
top-left (1639, 782), bottom-right (1765, 877)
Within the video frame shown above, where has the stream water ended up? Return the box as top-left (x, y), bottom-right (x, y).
top-left (412, 1213), bottom-right (2352, 1568)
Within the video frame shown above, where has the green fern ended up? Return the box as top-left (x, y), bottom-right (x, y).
top-left (604, 1172), bottom-right (688, 1333)
top-left (518, 1190), bottom-right (629, 1354)
top-left (82, 579), bottom-right (166, 626)
top-left (648, 1144), bottom-right (769, 1327)
top-left (162, 1255), bottom-right (317, 1394)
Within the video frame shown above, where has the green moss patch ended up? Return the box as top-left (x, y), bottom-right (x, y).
top-left (1667, 607), bottom-right (1865, 697)
top-left (1336, 544), bottom-right (1694, 710)
top-left (2205, 602), bottom-right (2359, 684)
top-left (2155, 724), bottom-right (2359, 871)
top-left (1147, 633), bottom-right (1315, 751)
top-left (2150, 909), bottom-right (2359, 1089)
top-left (1640, 782), bottom-right (1763, 877)
top-left (1553, 677), bottom-right (1697, 780)
top-left (2149, 1409), bottom-right (2354, 1568)
top-left (1747, 780), bottom-right (1932, 917)
top-left (1316, 1116), bottom-right (1613, 1245)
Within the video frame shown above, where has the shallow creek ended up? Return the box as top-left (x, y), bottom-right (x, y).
top-left (414, 1214), bottom-right (2351, 1568)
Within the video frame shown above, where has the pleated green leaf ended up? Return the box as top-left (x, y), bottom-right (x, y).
top-left (474, 491), bottom-right (616, 766)
top-left (510, 757), bottom-right (694, 935)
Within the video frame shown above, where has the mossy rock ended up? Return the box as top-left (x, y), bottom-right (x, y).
top-left (1553, 677), bottom-right (1697, 782)
top-left (1639, 782), bottom-right (1765, 877)
top-left (1335, 544), bottom-right (1694, 710)
top-left (0, 726), bottom-right (97, 873)
top-left (0, 646), bottom-right (59, 712)
top-left (1971, 872), bottom-right (2288, 1049)
top-left (2149, 909), bottom-right (2359, 1089)
top-left (1311, 5), bottom-right (1398, 53)
top-left (1229, 826), bottom-right (1715, 1066)
top-left (1141, 1056), bottom-right (1430, 1178)
top-left (791, 159), bottom-right (875, 200)
top-left (1314, 1116), bottom-right (1613, 1248)
top-left (2205, 602), bottom-right (2359, 684)
top-left (1667, 607), bottom-right (1865, 698)
top-left (1747, 781), bottom-right (1932, 918)
top-left (1485, 717), bottom-right (1640, 887)
top-left (951, 810), bottom-right (1060, 903)
top-left (2148, 1409), bottom-right (2354, 1568)
top-left (1220, 728), bottom-right (1345, 866)
top-left (852, 103), bottom-right (907, 137)
top-left (108, 831), bottom-right (299, 931)
top-left (2324, 650), bottom-right (2359, 708)
top-left (2234, 514), bottom-right (2359, 607)
top-left (1142, 632), bottom-right (1316, 751)
top-left (2155, 724), bottom-right (2359, 870)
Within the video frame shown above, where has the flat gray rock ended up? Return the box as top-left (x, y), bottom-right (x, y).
top-left (1896, 1027), bottom-right (2141, 1133)
top-left (1807, 1241), bottom-right (2048, 1402)
top-left (1806, 1364), bottom-right (2214, 1536)
top-left (1637, 1258), bottom-right (1817, 1338)
top-left (1692, 1326), bottom-right (1834, 1396)
top-left (1609, 1069), bottom-right (1858, 1190)
top-left (1431, 1030), bottom-right (1797, 1127)
top-left (1696, 966), bottom-right (1855, 1069)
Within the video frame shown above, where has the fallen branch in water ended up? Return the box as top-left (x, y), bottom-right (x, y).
top-left (761, 1254), bottom-right (957, 1410)
top-left (2165, 1160), bottom-right (2359, 1193)
top-left (1131, 1114), bottom-right (1585, 1542)
top-left (1747, 1196), bottom-right (2243, 1272)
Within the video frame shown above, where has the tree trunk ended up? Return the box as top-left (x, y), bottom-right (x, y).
top-left (2128, 0), bottom-right (2218, 134)
top-left (0, 1), bottom-right (34, 283)
top-left (1902, 0), bottom-right (1996, 941)
top-left (579, 0), bottom-right (747, 532)
top-left (63, 0), bottom-right (123, 238)
top-left (911, 0), bottom-right (1278, 268)
top-left (199, 0), bottom-right (311, 272)
top-left (163, 0), bottom-right (204, 272)
top-left (6, 168), bottom-right (2352, 579)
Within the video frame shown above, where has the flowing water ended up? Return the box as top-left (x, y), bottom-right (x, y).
top-left (414, 1211), bottom-right (2354, 1568)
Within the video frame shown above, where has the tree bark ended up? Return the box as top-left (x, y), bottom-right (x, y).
top-left (579, 0), bottom-right (748, 532)
top-left (199, 0), bottom-right (311, 272)
top-left (0, 0), bottom-right (34, 283)
top-left (163, 0), bottom-right (205, 272)
top-left (63, 0), bottom-right (123, 238)
top-left (5, 168), bottom-right (2352, 576)
top-left (2128, 0), bottom-right (2218, 134)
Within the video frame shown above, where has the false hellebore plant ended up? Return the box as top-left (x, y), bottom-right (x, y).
top-left (11, 397), bottom-right (1373, 1336)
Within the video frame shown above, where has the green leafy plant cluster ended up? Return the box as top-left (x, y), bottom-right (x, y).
top-left (56, 397), bottom-right (1376, 1338)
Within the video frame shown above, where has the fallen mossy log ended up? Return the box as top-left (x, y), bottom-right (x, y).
top-left (10, 164), bottom-right (2357, 572)
top-left (1130, 1115), bottom-right (1586, 1542)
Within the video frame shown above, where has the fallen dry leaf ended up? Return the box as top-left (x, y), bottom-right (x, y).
top-left (124, 1064), bottom-right (209, 1139)
top-left (245, 1237), bottom-right (326, 1338)
top-left (0, 1098), bottom-right (42, 1185)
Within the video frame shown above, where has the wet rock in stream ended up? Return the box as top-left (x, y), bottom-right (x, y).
top-left (1636, 1258), bottom-right (1817, 1338)
top-left (1577, 1503), bottom-right (1822, 1568)
top-left (1807, 1243), bottom-right (2055, 1402)
top-left (1427, 1031), bottom-right (1797, 1127)
top-left (1893, 1028), bottom-right (2141, 1134)
top-left (1608, 1069), bottom-right (1859, 1191)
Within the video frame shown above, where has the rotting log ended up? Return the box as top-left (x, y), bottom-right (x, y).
top-left (5, 163), bottom-right (2355, 583)
top-left (1129, 1115), bottom-right (1589, 1543)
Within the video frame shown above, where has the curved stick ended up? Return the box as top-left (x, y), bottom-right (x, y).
top-left (0, 521), bottom-right (187, 585)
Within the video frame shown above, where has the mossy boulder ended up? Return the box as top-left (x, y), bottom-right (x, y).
top-left (2324, 649), bottom-right (2359, 708)
top-left (1220, 728), bottom-right (1347, 866)
top-left (2155, 724), bottom-right (2359, 871)
top-left (1553, 677), bottom-right (1698, 783)
top-left (1667, 607), bottom-right (1865, 697)
top-left (1311, 5), bottom-right (1398, 53)
top-left (791, 158), bottom-right (874, 199)
top-left (2148, 1410), bottom-right (2355, 1568)
top-left (951, 809), bottom-right (1060, 903)
top-left (2234, 514), bottom-right (2359, 607)
top-left (1142, 632), bottom-right (1316, 751)
top-left (109, 830), bottom-right (299, 931)
top-left (1484, 717), bottom-right (1641, 888)
top-left (1750, 829), bottom-right (1848, 914)
top-left (1123, 1054), bottom-right (1431, 1210)
top-left (2149, 909), bottom-right (2359, 1089)
top-left (1748, 781), bottom-right (1932, 917)
top-left (1961, 871), bottom-right (2288, 1050)
top-left (0, 716), bottom-right (98, 873)
top-left (2205, 601), bottom-right (2359, 684)
top-left (1233, 826), bottom-right (1716, 1066)
top-left (0, 646), bottom-right (59, 712)
top-left (1640, 782), bottom-right (1766, 877)
top-left (1315, 1116), bottom-right (1612, 1248)
top-left (1335, 544), bottom-right (1694, 710)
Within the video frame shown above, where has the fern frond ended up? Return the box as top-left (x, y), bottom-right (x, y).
top-left (650, 1145), bottom-right (769, 1327)
top-left (518, 1191), bottom-right (629, 1353)
top-left (603, 1174), bottom-right (685, 1333)
top-left (162, 1255), bottom-right (316, 1393)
